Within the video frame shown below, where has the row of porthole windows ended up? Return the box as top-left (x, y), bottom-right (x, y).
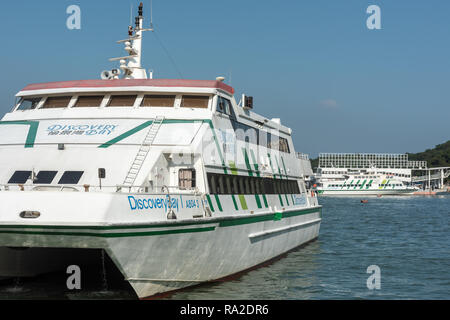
top-left (207, 173), bottom-right (300, 195)
top-left (329, 184), bottom-right (373, 187)
top-left (15, 94), bottom-right (211, 111)
top-left (329, 183), bottom-right (403, 187)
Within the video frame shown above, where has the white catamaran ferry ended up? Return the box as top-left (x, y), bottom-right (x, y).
top-left (315, 153), bottom-right (426, 196)
top-left (0, 3), bottom-right (321, 298)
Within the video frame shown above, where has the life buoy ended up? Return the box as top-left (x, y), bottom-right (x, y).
top-left (311, 190), bottom-right (315, 197)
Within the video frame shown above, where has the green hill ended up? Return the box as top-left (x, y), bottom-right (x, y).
top-left (407, 140), bottom-right (450, 167)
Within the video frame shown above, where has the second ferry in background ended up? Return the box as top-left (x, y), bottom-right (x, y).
top-left (315, 153), bottom-right (425, 196)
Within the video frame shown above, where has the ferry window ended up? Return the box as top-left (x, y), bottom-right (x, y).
top-left (274, 180), bottom-right (280, 194)
top-left (74, 96), bottom-right (104, 108)
top-left (293, 181), bottom-right (299, 193)
top-left (287, 181), bottom-right (293, 193)
top-left (264, 178), bottom-right (274, 194)
top-left (218, 175), bottom-right (225, 194)
top-left (209, 175), bottom-right (216, 194)
top-left (279, 137), bottom-right (290, 153)
top-left (34, 171), bottom-right (58, 184)
top-left (141, 95), bottom-right (176, 107)
top-left (255, 178), bottom-right (260, 194)
top-left (58, 171), bottom-right (84, 184)
top-left (16, 97), bottom-right (41, 111)
top-left (238, 177), bottom-right (245, 194)
top-left (234, 121), bottom-right (258, 145)
top-left (259, 179), bottom-right (266, 194)
top-left (225, 176), bottom-right (232, 194)
top-left (267, 134), bottom-right (290, 153)
top-left (217, 97), bottom-right (226, 113)
top-left (42, 96), bottom-right (72, 109)
top-left (181, 95), bottom-right (209, 109)
top-left (267, 134), bottom-right (279, 150)
top-left (8, 171), bottom-right (31, 184)
top-left (107, 95), bottom-right (137, 107)
top-left (216, 96), bottom-right (234, 117)
top-left (232, 176), bottom-right (239, 194)
top-left (179, 169), bottom-right (196, 189)
top-left (281, 181), bottom-right (287, 194)
top-left (244, 178), bottom-right (251, 194)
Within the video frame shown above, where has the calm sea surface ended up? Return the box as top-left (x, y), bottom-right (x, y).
top-left (1, 196), bottom-right (449, 300)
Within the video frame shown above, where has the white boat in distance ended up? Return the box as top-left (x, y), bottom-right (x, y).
top-left (0, 3), bottom-right (321, 298)
top-left (315, 153), bottom-right (425, 196)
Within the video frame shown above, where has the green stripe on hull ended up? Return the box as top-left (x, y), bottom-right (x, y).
top-left (238, 195), bottom-right (248, 210)
top-left (98, 121), bottom-right (153, 148)
top-left (360, 180), bottom-right (367, 189)
top-left (262, 195), bottom-right (268, 208)
top-left (229, 162), bottom-right (238, 175)
top-left (0, 227), bottom-right (216, 238)
top-left (214, 194), bottom-right (223, 212)
top-left (254, 194), bottom-right (262, 209)
top-left (206, 194), bottom-right (215, 212)
top-left (250, 149), bottom-right (268, 208)
top-left (220, 207), bottom-right (321, 227)
top-left (231, 195), bottom-right (239, 210)
top-left (0, 120), bottom-right (40, 148)
top-left (242, 148), bottom-right (254, 177)
top-left (268, 153), bottom-right (284, 207)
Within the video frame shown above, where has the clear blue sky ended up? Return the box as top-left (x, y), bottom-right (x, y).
top-left (0, 0), bottom-right (449, 158)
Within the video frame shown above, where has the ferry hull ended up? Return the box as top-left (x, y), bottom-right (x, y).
top-left (0, 194), bottom-right (321, 298)
top-left (122, 210), bottom-right (321, 298)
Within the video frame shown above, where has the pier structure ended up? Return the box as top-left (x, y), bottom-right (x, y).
top-left (412, 167), bottom-right (450, 190)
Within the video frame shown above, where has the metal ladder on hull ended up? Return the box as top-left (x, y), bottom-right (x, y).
top-left (123, 116), bottom-right (164, 187)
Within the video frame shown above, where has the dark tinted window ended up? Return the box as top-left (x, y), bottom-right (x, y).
top-left (17, 98), bottom-right (41, 111)
top-left (181, 96), bottom-right (209, 108)
top-left (74, 96), bottom-right (104, 108)
top-left (107, 95), bottom-right (137, 107)
top-left (216, 96), bottom-right (235, 118)
top-left (34, 171), bottom-right (58, 184)
top-left (141, 95), bottom-right (176, 107)
top-left (42, 96), bottom-right (72, 109)
top-left (58, 171), bottom-right (84, 184)
top-left (8, 171), bottom-right (32, 184)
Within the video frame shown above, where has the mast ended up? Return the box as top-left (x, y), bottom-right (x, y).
top-left (126, 3), bottom-right (146, 79)
top-left (104, 2), bottom-right (153, 80)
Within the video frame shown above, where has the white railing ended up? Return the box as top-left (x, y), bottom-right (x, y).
top-left (318, 153), bottom-right (427, 169)
top-left (296, 153), bottom-right (309, 160)
top-left (0, 183), bottom-right (200, 195)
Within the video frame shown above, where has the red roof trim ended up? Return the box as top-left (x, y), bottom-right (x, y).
top-left (20, 79), bottom-right (235, 95)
